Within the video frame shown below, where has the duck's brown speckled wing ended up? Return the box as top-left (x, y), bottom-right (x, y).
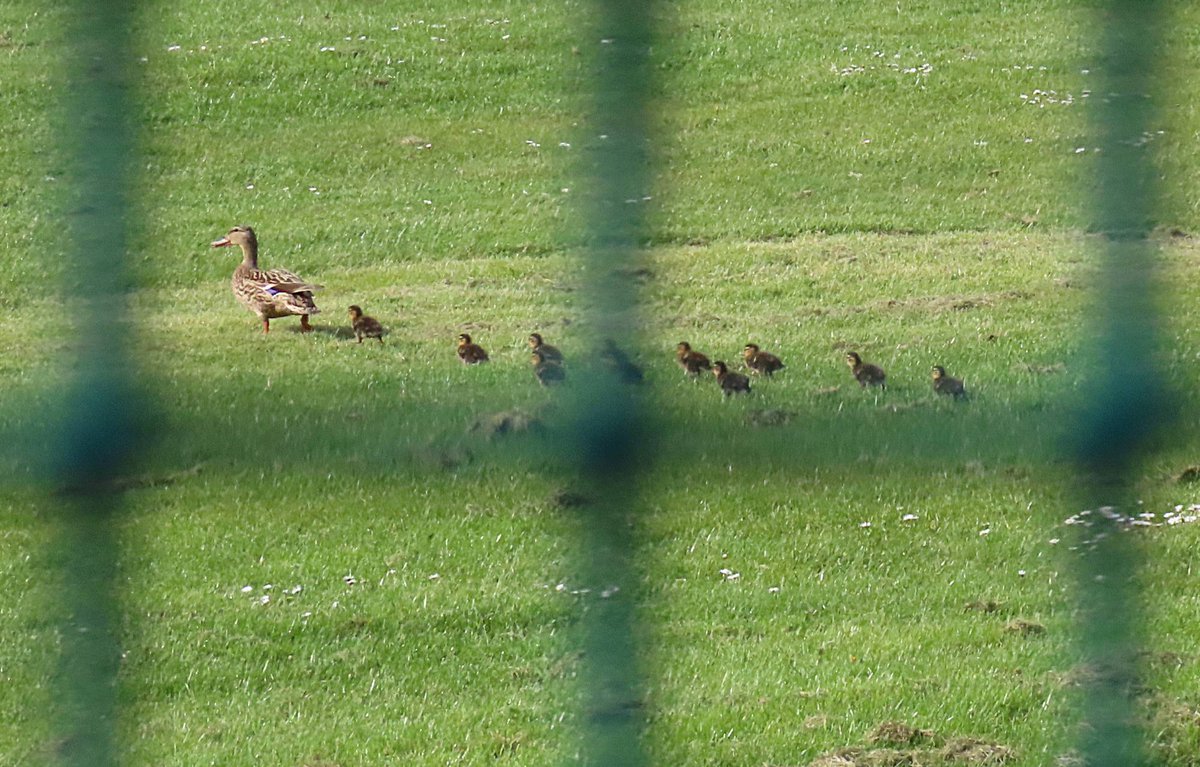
top-left (234, 265), bottom-right (322, 318)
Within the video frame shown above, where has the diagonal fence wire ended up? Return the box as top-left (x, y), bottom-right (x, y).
top-left (53, 1), bottom-right (143, 766)
top-left (1073, 1), bottom-right (1168, 766)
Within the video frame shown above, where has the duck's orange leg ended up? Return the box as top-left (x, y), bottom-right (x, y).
top-left (300, 315), bottom-right (313, 333)
top-left (262, 319), bottom-right (271, 334)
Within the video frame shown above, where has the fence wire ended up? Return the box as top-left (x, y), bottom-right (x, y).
top-left (1073, 2), bottom-right (1168, 767)
top-left (566, 2), bottom-right (657, 766)
top-left (44, 1), bottom-right (1172, 766)
top-left (54, 1), bottom-right (141, 766)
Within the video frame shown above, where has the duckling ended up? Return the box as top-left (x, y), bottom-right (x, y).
top-left (713, 361), bottom-right (751, 397)
top-left (676, 341), bottom-right (712, 376)
top-left (457, 333), bottom-right (489, 364)
top-left (347, 305), bottom-right (385, 344)
top-left (600, 338), bottom-right (644, 384)
top-left (531, 350), bottom-right (565, 386)
top-left (743, 343), bottom-right (785, 377)
top-left (931, 365), bottom-right (967, 398)
top-left (846, 351), bottom-right (886, 389)
top-left (212, 225), bottom-right (322, 333)
top-left (528, 332), bottom-right (563, 364)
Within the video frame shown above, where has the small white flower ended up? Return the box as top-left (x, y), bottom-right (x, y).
top-left (859, 521), bottom-right (872, 528)
top-left (979, 527), bottom-right (991, 536)
top-left (901, 513), bottom-right (919, 522)
top-left (241, 585), bottom-right (253, 593)
top-left (428, 573), bottom-right (440, 581)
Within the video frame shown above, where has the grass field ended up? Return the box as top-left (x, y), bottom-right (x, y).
top-left (3, 1), bottom-right (1200, 766)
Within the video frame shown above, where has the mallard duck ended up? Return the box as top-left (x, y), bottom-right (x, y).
top-left (600, 338), bottom-right (644, 384)
top-left (348, 305), bottom-right (385, 344)
top-left (743, 343), bottom-right (785, 377)
top-left (676, 341), bottom-right (712, 376)
top-left (846, 351), bottom-right (886, 389)
top-left (531, 350), bottom-right (565, 386)
top-left (211, 226), bottom-right (322, 333)
top-left (528, 332), bottom-right (563, 364)
top-left (932, 365), bottom-right (967, 398)
top-left (713, 361), bottom-right (751, 396)
top-left (457, 333), bottom-right (489, 364)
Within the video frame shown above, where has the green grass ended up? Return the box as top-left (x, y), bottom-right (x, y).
top-left (3, 1), bottom-right (1200, 766)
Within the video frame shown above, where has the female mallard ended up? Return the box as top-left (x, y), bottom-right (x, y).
top-left (212, 226), bottom-right (322, 333)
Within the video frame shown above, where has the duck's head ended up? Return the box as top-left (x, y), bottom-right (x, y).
top-left (931, 365), bottom-right (946, 380)
top-left (212, 225), bottom-right (257, 251)
top-left (845, 351), bottom-right (862, 367)
top-left (457, 333), bottom-right (472, 346)
top-left (348, 305), bottom-right (364, 319)
top-left (528, 332), bottom-right (544, 348)
top-left (743, 343), bottom-right (760, 357)
top-left (677, 341), bottom-right (692, 354)
top-left (713, 361), bottom-right (728, 375)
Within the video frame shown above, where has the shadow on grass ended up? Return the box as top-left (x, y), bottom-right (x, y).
top-left (0, 368), bottom-right (1096, 495)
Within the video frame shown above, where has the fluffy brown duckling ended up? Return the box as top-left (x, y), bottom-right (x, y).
top-left (713, 361), bottom-right (751, 397)
top-left (457, 333), bottom-right (489, 364)
top-left (676, 341), bottom-right (712, 376)
top-left (531, 350), bottom-right (565, 386)
top-left (212, 225), bottom-right (322, 333)
top-left (601, 338), bottom-right (644, 384)
top-left (931, 365), bottom-right (967, 398)
top-left (348, 305), bottom-right (385, 344)
top-left (743, 343), bottom-right (785, 377)
top-left (528, 332), bottom-right (563, 364)
top-left (846, 351), bottom-right (886, 389)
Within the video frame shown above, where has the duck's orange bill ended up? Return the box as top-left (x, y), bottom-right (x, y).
top-left (211, 237), bottom-right (231, 247)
